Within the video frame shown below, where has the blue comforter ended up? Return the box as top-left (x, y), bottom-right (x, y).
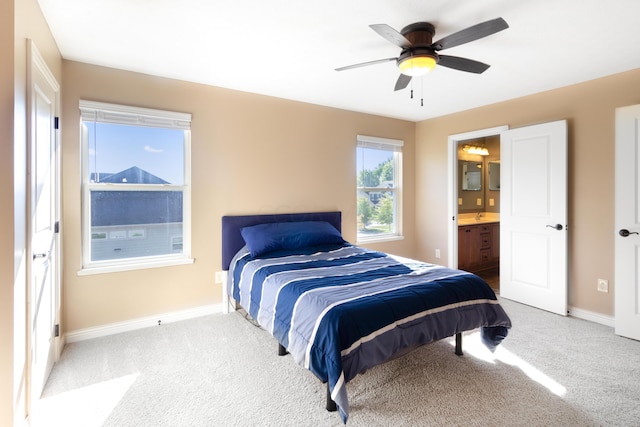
top-left (228, 243), bottom-right (511, 423)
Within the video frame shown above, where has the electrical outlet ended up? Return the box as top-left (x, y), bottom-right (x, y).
top-left (435, 249), bottom-right (441, 259)
top-left (215, 271), bottom-right (224, 284)
top-left (597, 279), bottom-right (609, 293)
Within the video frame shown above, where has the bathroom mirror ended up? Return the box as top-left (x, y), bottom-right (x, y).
top-left (488, 161), bottom-right (500, 190)
top-left (461, 161), bottom-right (482, 191)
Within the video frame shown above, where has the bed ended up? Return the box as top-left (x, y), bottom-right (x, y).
top-left (222, 211), bottom-right (511, 423)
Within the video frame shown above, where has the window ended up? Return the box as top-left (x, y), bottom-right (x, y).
top-left (356, 135), bottom-right (403, 242)
top-left (79, 101), bottom-right (192, 274)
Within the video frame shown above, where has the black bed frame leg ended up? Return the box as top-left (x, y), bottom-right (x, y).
top-left (278, 343), bottom-right (288, 356)
top-left (455, 332), bottom-right (463, 356)
top-left (326, 383), bottom-right (337, 412)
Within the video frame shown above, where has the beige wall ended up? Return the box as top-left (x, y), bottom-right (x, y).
top-left (3, 0), bottom-right (62, 425)
top-left (61, 61), bottom-right (416, 333)
top-left (1, 1), bottom-right (15, 424)
top-left (49, 60), bottom-right (640, 337)
top-left (415, 68), bottom-right (640, 317)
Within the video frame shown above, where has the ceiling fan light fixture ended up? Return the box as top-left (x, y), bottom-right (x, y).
top-left (398, 55), bottom-right (437, 76)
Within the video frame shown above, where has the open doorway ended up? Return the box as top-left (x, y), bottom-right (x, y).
top-left (448, 126), bottom-right (507, 294)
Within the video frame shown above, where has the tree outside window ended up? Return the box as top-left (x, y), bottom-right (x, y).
top-left (356, 135), bottom-right (402, 242)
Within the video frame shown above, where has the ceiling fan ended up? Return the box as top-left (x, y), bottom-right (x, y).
top-left (335, 17), bottom-right (509, 91)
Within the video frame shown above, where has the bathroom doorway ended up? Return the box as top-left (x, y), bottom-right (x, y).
top-left (448, 126), bottom-right (507, 294)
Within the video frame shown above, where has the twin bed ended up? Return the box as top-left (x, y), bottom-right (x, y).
top-left (222, 211), bottom-right (511, 423)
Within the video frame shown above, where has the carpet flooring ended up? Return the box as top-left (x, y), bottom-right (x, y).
top-left (32, 298), bottom-right (640, 426)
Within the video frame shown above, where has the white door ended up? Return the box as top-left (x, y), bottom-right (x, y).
top-left (500, 120), bottom-right (568, 315)
top-left (28, 41), bottom-right (60, 404)
top-left (615, 105), bottom-right (640, 341)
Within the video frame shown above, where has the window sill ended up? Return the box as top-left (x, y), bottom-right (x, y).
top-left (356, 234), bottom-right (404, 245)
top-left (77, 256), bottom-right (195, 276)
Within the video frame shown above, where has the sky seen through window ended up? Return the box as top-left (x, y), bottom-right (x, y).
top-left (86, 122), bottom-right (184, 185)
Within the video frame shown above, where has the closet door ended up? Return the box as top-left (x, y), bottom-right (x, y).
top-left (615, 105), bottom-right (640, 341)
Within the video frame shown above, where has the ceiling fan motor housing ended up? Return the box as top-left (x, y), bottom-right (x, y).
top-left (398, 22), bottom-right (439, 69)
top-left (401, 22), bottom-right (436, 45)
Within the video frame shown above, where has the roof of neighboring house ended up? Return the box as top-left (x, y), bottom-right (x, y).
top-left (98, 166), bottom-right (169, 184)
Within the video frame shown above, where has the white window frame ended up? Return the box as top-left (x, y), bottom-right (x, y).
top-left (356, 134), bottom-right (403, 243)
top-left (78, 100), bottom-right (193, 275)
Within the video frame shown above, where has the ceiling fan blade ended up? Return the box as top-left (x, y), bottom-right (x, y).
top-left (431, 17), bottom-right (508, 50)
top-left (394, 74), bottom-right (412, 91)
top-left (335, 57), bottom-right (397, 72)
top-left (437, 55), bottom-right (490, 74)
top-left (370, 24), bottom-right (412, 48)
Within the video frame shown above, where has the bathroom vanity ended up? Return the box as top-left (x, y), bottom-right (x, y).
top-left (458, 216), bottom-right (500, 273)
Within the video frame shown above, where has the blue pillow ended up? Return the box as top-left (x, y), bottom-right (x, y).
top-left (240, 221), bottom-right (345, 257)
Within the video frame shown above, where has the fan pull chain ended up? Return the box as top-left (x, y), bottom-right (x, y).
top-left (421, 77), bottom-right (424, 107)
top-left (410, 89), bottom-right (413, 99)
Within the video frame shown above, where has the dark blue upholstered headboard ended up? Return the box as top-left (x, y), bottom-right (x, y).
top-left (221, 211), bottom-right (342, 270)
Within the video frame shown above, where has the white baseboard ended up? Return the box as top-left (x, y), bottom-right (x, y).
top-left (568, 305), bottom-right (615, 328)
top-left (62, 302), bottom-right (615, 342)
top-left (64, 303), bottom-right (222, 343)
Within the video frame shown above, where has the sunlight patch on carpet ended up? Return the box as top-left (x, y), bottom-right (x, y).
top-left (451, 332), bottom-right (567, 397)
top-left (31, 373), bottom-right (139, 427)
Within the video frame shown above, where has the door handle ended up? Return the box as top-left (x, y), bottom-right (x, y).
top-left (546, 224), bottom-right (563, 231)
top-left (619, 229), bottom-right (639, 237)
top-left (32, 252), bottom-right (49, 260)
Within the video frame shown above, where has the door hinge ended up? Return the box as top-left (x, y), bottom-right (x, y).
top-left (54, 221), bottom-right (60, 233)
top-left (54, 324), bottom-right (60, 337)
top-left (54, 116), bottom-right (59, 130)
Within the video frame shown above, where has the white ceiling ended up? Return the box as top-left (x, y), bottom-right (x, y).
top-left (37, 0), bottom-right (640, 122)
